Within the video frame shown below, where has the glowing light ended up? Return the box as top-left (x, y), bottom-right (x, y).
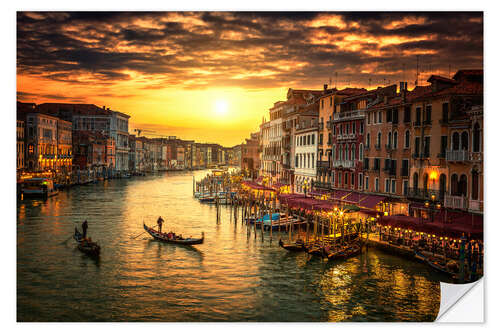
top-left (429, 171), bottom-right (438, 181)
top-left (214, 100), bottom-right (229, 116)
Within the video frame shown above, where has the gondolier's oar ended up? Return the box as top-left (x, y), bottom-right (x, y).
top-left (131, 231), bottom-right (146, 239)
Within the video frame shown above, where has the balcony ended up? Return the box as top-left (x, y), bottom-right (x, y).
top-left (318, 122), bottom-right (324, 130)
top-left (336, 134), bottom-right (342, 140)
top-left (444, 195), bottom-right (468, 210)
top-left (332, 110), bottom-right (365, 121)
top-left (332, 160), bottom-right (355, 169)
top-left (446, 150), bottom-right (470, 162)
top-left (317, 160), bottom-right (331, 170)
top-left (408, 188), bottom-right (445, 201)
top-left (385, 143), bottom-right (394, 151)
top-left (469, 200), bottom-right (483, 212)
top-left (347, 133), bottom-right (356, 139)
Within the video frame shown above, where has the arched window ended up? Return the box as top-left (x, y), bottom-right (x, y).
top-left (387, 132), bottom-right (392, 147)
top-left (345, 145), bottom-right (348, 161)
top-left (472, 170), bottom-right (479, 200)
top-left (452, 132), bottom-right (460, 150)
top-left (405, 130), bottom-right (410, 148)
top-left (366, 133), bottom-right (371, 147)
top-left (393, 131), bottom-right (398, 149)
top-left (459, 174), bottom-right (467, 197)
top-left (461, 132), bottom-right (469, 151)
top-left (359, 144), bottom-right (363, 160)
top-left (377, 132), bottom-right (381, 146)
top-left (423, 173), bottom-right (429, 193)
top-left (351, 144), bottom-right (355, 161)
top-left (451, 174), bottom-right (459, 196)
top-left (332, 145), bottom-right (336, 161)
top-left (413, 172), bottom-right (419, 191)
top-left (473, 123), bottom-right (481, 152)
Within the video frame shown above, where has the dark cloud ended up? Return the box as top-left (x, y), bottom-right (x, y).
top-left (17, 11), bottom-right (483, 92)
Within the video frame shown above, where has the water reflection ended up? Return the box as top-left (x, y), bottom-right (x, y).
top-left (18, 170), bottom-right (440, 322)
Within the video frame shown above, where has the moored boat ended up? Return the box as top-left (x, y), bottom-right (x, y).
top-left (143, 223), bottom-right (204, 245)
top-left (21, 178), bottom-right (58, 198)
top-left (279, 238), bottom-right (306, 252)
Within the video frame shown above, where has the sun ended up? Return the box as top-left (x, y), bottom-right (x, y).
top-left (214, 100), bottom-right (229, 116)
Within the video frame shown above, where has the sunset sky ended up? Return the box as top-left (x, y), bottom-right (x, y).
top-left (16, 12), bottom-right (483, 146)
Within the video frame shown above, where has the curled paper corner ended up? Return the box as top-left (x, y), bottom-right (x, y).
top-left (436, 278), bottom-right (483, 322)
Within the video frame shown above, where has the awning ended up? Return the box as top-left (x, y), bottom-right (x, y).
top-left (358, 195), bottom-right (386, 209)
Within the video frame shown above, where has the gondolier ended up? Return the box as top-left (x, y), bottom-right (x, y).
top-left (82, 220), bottom-right (88, 239)
top-left (157, 216), bottom-right (164, 233)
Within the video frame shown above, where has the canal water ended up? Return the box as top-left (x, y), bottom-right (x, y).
top-left (17, 170), bottom-right (443, 322)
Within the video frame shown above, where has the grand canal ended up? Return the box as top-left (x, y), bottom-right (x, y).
top-left (17, 170), bottom-right (443, 322)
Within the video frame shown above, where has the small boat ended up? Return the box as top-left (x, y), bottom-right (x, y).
top-left (279, 238), bottom-right (305, 252)
top-left (143, 223), bottom-right (204, 245)
top-left (73, 228), bottom-right (101, 257)
top-left (414, 250), bottom-right (457, 277)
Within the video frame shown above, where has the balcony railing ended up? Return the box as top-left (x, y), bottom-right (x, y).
top-left (408, 188), bottom-right (445, 201)
top-left (446, 150), bottom-right (470, 162)
top-left (332, 110), bottom-right (364, 121)
top-left (469, 200), bottom-right (483, 212)
top-left (332, 160), bottom-right (355, 168)
top-left (347, 133), bottom-right (356, 139)
top-left (385, 143), bottom-right (393, 151)
top-left (317, 160), bottom-right (330, 169)
top-left (444, 195), bottom-right (468, 210)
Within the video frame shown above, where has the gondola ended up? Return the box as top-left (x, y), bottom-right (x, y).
top-left (414, 250), bottom-right (457, 277)
top-left (143, 223), bottom-right (204, 245)
top-left (279, 238), bottom-right (306, 252)
top-left (73, 228), bottom-right (101, 257)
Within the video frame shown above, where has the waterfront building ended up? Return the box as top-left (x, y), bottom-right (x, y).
top-left (280, 88), bottom-right (324, 189)
top-left (231, 144), bottom-right (242, 168)
top-left (334, 85), bottom-right (396, 194)
top-left (293, 116), bottom-right (319, 194)
top-left (17, 120), bottom-right (25, 172)
top-left (316, 87), bottom-right (367, 187)
top-left (24, 112), bottom-right (69, 172)
top-left (72, 131), bottom-right (110, 177)
top-left (241, 132), bottom-right (260, 178)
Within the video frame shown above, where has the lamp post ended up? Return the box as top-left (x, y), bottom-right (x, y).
top-left (425, 194), bottom-right (441, 222)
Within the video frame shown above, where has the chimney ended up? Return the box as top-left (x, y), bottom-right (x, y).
top-left (399, 82), bottom-right (408, 103)
top-left (103, 105), bottom-right (106, 110)
top-left (324, 84), bottom-right (328, 91)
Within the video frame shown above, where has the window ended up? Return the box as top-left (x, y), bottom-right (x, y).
top-left (403, 180), bottom-right (409, 196)
top-left (307, 135), bottom-right (311, 145)
top-left (363, 158), bottom-right (369, 170)
top-left (360, 121), bottom-right (364, 134)
top-left (415, 107), bottom-right (421, 124)
top-left (424, 136), bottom-right (430, 157)
top-left (392, 108), bottom-right (399, 124)
top-left (338, 172), bottom-right (342, 186)
top-left (442, 103), bottom-right (449, 123)
top-left (385, 179), bottom-right (390, 192)
top-left (311, 134), bottom-right (315, 145)
top-left (391, 179), bottom-right (396, 193)
top-left (461, 132), bottom-right (469, 150)
top-left (472, 170), bottom-right (479, 200)
top-left (365, 176), bottom-right (369, 190)
top-left (330, 97), bottom-right (332, 106)
top-left (386, 108), bottom-right (392, 122)
top-left (440, 136), bottom-right (448, 156)
top-left (346, 123), bottom-right (350, 134)
top-left (344, 145), bottom-right (348, 161)
top-left (404, 106), bottom-right (411, 123)
top-left (473, 123), bottom-right (481, 152)
top-left (321, 99), bottom-right (324, 109)
top-left (378, 112), bottom-right (382, 123)
top-left (401, 159), bottom-right (409, 177)
top-left (344, 172), bottom-right (348, 185)
top-left (388, 132), bottom-right (392, 147)
top-left (319, 133), bottom-right (323, 145)
top-left (351, 144), bottom-right (355, 161)
top-left (375, 178), bottom-right (379, 192)
top-left (359, 144), bottom-right (363, 160)
top-left (359, 173), bottom-right (363, 189)
top-left (452, 132), bottom-right (460, 150)
top-left (404, 130), bottom-right (410, 148)
top-left (367, 112), bottom-right (371, 125)
top-left (351, 173), bottom-right (354, 187)
top-left (377, 132), bottom-right (381, 147)
top-left (374, 158), bottom-right (380, 170)
top-left (425, 105), bottom-right (432, 123)
top-left (366, 133), bottom-right (371, 147)
top-left (414, 137), bottom-right (420, 156)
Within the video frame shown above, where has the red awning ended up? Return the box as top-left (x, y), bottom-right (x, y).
top-left (241, 181), bottom-right (275, 192)
top-left (358, 195), bottom-right (386, 209)
top-left (331, 190), bottom-right (351, 200)
top-left (378, 213), bottom-right (483, 239)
